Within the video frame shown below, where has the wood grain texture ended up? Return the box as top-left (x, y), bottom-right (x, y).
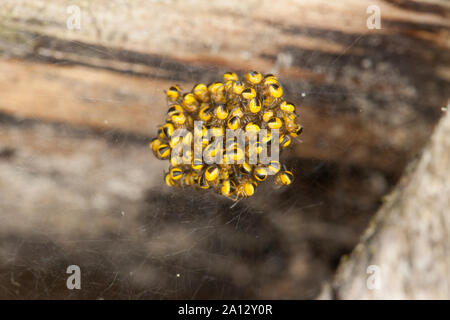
top-left (1, 0), bottom-right (449, 171)
top-left (0, 113), bottom-right (384, 299)
top-left (0, 0), bottom-right (450, 299)
top-left (332, 110), bottom-right (450, 299)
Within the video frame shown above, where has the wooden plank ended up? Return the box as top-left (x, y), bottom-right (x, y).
top-left (0, 59), bottom-right (412, 171)
top-left (333, 111), bottom-right (450, 299)
top-left (1, 0), bottom-right (449, 172)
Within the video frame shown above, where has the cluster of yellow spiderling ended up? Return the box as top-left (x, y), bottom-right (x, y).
top-left (149, 71), bottom-right (303, 201)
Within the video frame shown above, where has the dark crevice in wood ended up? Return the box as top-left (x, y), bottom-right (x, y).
top-left (382, 0), bottom-right (450, 17)
top-left (0, 111), bottom-right (151, 146)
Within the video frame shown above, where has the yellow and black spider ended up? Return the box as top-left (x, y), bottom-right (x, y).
top-left (150, 71), bottom-right (302, 201)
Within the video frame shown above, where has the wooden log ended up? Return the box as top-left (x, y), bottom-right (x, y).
top-left (332, 110), bottom-right (450, 299)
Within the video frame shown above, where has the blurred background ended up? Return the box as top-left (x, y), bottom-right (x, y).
top-left (0, 0), bottom-right (449, 299)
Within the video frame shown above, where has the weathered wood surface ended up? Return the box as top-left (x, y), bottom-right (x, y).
top-left (1, 0), bottom-right (449, 171)
top-left (332, 110), bottom-right (450, 299)
top-left (0, 0), bottom-right (449, 299)
top-left (0, 114), bottom-right (383, 299)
